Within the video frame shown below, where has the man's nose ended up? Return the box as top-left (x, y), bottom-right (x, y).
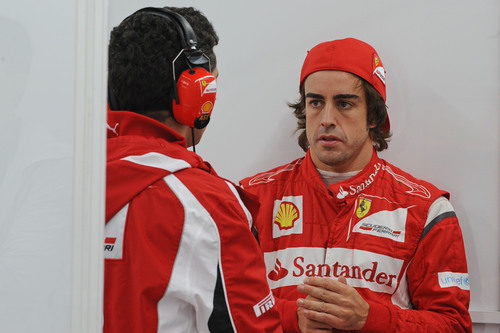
top-left (320, 103), bottom-right (338, 127)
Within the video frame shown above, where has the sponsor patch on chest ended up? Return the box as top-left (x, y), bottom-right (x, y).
top-left (264, 247), bottom-right (404, 294)
top-left (272, 196), bottom-right (303, 238)
top-left (350, 195), bottom-right (410, 242)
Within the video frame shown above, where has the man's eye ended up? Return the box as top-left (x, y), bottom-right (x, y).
top-left (309, 100), bottom-right (322, 108)
top-left (338, 101), bottom-right (352, 109)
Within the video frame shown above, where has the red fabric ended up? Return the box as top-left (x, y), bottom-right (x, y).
top-left (178, 170), bottom-right (282, 332)
top-left (104, 181), bottom-right (184, 332)
top-left (240, 150), bottom-right (471, 332)
top-left (104, 111), bottom-right (282, 332)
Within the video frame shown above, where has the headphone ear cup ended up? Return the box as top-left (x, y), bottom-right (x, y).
top-left (172, 68), bottom-right (217, 129)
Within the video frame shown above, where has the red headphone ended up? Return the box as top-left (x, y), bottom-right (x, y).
top-left (108, 7), bottom-right (217, 129)
top-left (171, 54), bottom-right (217, 129)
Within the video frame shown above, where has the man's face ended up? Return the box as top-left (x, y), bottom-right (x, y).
top-left (304, 70), bottom-right (374, 173)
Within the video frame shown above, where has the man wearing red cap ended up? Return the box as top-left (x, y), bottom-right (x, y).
top-left (240, 38), bottom-right (471, 332)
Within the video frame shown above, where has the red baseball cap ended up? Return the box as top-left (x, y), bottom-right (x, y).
top-left (300, 38), bottom-right (389, 130)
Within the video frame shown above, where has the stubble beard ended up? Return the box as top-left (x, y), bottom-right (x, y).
top-left (316, 148), bottom-right (351, 168)
top-left (313, 134), bottom-right (370, 171)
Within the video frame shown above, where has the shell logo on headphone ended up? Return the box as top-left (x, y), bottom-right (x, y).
top-left (202, 101), bottom-right (213, 114)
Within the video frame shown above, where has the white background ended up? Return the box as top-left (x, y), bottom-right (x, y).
top-left (0, 0), bottom-right (497, 331)
top-left (0, 1), bottom-right (75, 332)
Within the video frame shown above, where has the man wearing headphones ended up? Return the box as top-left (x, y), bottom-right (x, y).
top-left (105, 7), bottom-right (282, 332)
top-left (241, 38), bottom-right (471, 332)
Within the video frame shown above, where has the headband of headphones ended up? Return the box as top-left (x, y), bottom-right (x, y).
top-left (131, 7), bottom-right (209, 66)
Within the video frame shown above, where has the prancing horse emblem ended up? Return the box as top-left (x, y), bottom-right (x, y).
top-left (356, 197), bottom-right (372, 219)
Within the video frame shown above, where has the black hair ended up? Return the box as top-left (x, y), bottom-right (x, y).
top-left (108, 7), bottom-right (219, 122)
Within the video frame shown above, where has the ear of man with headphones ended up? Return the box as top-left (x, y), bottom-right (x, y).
top-left (108, 7), bottom-right (217, 150)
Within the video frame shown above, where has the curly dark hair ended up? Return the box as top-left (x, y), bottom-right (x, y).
top-left (108, 7), bottom-right (219, 122)
top-left (289, 77), bottom-right (391, 152)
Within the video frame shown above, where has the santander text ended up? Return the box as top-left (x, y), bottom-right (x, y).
top-left (293, 256), bottom-right (397, 287)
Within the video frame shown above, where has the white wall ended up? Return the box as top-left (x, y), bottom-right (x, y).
top-left (110, 0), bottom-right (500, 330)
top-left (0, 1), bottom-right (75, 332)
top-left (0, 0), bottom-right (107, 332)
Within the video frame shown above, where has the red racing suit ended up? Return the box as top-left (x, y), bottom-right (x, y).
top-left (240, 150), bottom-right (471, 332)
top-left (104, 111), bottom-right (282, 333)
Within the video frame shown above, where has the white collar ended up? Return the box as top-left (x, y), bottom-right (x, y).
top-left (317, 168), bottom-right (360, 187)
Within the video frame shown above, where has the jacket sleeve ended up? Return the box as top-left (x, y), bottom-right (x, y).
top-left (239, 182), bottom-right (301, 332)
top-left (273, 297), bottom-right (300, 332)
top-left (361, 197), bottom-right (472, 332)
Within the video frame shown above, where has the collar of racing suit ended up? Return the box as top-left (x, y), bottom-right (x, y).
top-left (105, 110), bottom-right (219, 220)
top-left (107, 110), bottom-right (187, 146)
top-left (301, 149), bottom-right (383, 205)
top-left (105, 110), bottom-right (259, 224)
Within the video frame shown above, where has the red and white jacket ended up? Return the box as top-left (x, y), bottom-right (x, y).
top-left (240, 150), bottom-right (471, 332)
top-left (104, 111), bottom-right (282, 333)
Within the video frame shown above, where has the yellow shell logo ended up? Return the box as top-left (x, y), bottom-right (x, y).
top-left (274, 201), bottom-right (300, 230)
top-left (356, 197), bottom-right (372, 219)
top-left (201, 101), bottom-right (213, 114)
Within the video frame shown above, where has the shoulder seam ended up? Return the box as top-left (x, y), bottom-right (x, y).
top-left (419, 211), bottom-right (457, 242)
top-left (245, 159), bottom-right (303, 187)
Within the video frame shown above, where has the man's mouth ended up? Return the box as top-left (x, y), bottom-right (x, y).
top-left (317, 134), bottom-right (343, 147)
top-left (319, 134), bottom-right (341, 142)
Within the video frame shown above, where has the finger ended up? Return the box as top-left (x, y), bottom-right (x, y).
top-left (297, 297), bottom-right (343, 318)
top-left (298, 283), bottom-right (343, 304)
top-left (307, 320), bottom-right (332, 330)
top-left (298, 305), bottom-right (333, 330)
top-left (305, 295), bottom-right (322, 302)
top-left (303, 276), bottom-right (348, 294)
top-left (301, 307), bottom-right (343, 329)
top-left (298, 312), bottom-right (332, 329)
top-left (338, 276), bottom-right (347, 285)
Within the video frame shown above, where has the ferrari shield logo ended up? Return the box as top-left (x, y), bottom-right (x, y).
top-left (356, 197), bottom-right (372, 219)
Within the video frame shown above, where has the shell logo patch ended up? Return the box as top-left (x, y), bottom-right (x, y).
top-left (201, 101), bottom-right (213, 114)
top-left (272, 195), bottom-right (303, 238)
top-left (274, 202), bottom-right (300, 230)
top-left (356, 197), bottom-right (372, 219)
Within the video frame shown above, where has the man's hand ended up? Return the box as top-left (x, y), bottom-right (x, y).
top-left (296, 276), bottom-right (369, 331)
top-left (297, 295), bottom-right (333, 333)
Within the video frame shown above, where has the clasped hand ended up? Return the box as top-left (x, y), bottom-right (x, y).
top-left (296, 276), bottom-right (369, 332)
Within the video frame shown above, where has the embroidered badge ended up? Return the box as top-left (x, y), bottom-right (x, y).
top-left (356, 197), bottom-right (372, 218)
